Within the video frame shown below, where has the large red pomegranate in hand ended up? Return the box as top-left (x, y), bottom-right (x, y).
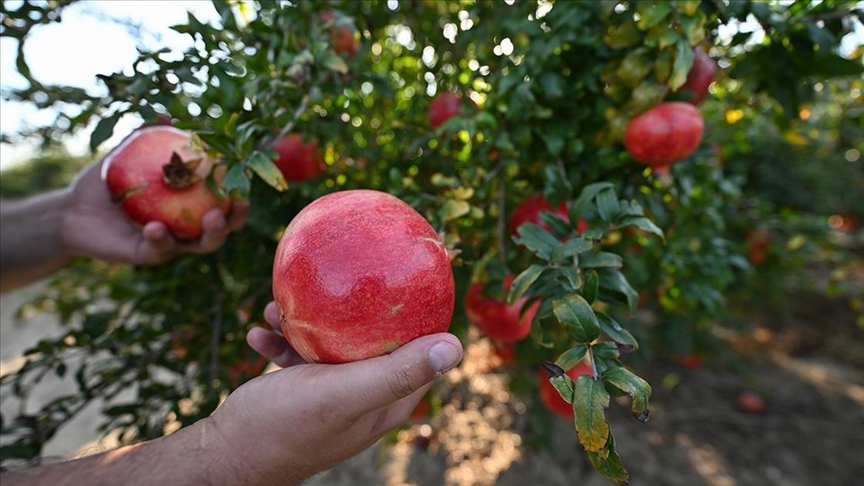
top-left (102, 126), bottom-right (230, 240)
top-left (510, 194), bottom-right (588, 236)
top-left (428, 92), bottom-right (463, 129)
top-left (272, 190), bottom-right (455, 363)
top-left (464, 275), bottom-right (539, 343)
top-left (538, 361), bottom-right (594, 418)
top-left (623, 102), bottom-right (704, 167)
top-left (272, 133), bottom-right (325, 182)
top-left (679, 47), bottom-right (716, 105)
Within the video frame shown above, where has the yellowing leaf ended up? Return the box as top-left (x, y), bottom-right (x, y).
top-left (783, 131), bottom-right (810, 147)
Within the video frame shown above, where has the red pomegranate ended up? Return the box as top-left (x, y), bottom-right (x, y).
top-left (510, 194), bottom-right (588, 236)
top-left (272, 133), bottom-right (325, 182)
top-left (538, 360), bottom-right (594, 418)
top-left (679, 47), bottom-right (717, 105)
top-left (272, 190), bottom-right (455, 363)
top-left (428, 92), bottom-right (463, 129)
top-left (102, 126), bottom-right (230, 240)
top-left (464, 275), bottom-right (539, 343)
top-left (623, 102), bottom-right (704, 167)
top-left (320, 12), bottom-right (358, 57)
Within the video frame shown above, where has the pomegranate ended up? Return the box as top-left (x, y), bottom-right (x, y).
top-left (272, 133), bottom-right (325, 182)
top-left (320, 12), bottom-right (358, 57)
top-left (736, 391), bottom-right (766, 414)
top-left (672, 354), bottom-right (705, 370)
top-left (428, 92), bottom-right (463, 129)
top-left (679, 47), bottom-right (716, 105)
top-left (464, 275), bottom-right (539, 343)
top-left (102, 126), bottom-right (230, 240)
top-left (510, 194), bottom-right (588, 236)
top-left (745, 228), bottom-right (772, 266)
top-left (491, 341), bottom-right (516, 365)
top-left (538, 360), bottom-right (594, 418)
top-left (272, 190), bottom-right (455, 363)
top-left (623, 102), bottom-right (704, 167)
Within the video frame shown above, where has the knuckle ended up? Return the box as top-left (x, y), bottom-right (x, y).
top-left (385, 363), bottom-right (418, 400)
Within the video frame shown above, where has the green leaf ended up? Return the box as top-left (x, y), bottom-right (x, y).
top-left (89, 112), bottom-right (122, 153)
top-left (598, 268), bottom-right (639, 311)
top-left (439, 199), bottom-right (471, 222)
top-left (538, 71), bottom-right (564, 98)
top-left (622, 216), bottom-right (664, 240)
top-left (514, 223), bottom-right (560, 260)
top-left (679, 12), bottom-right (706, 45)
top-left (592, 341), bottom-right (620, 360)
top-left (555, 344), bottom-right (588, 371)
top-left (196, 132), bottom-right (234, 157)
top-left (579, 251), bottom-right (623, 269)
top-left (320, 52), bottom-right (349, 74)
top-left (222, 164), bottom-right (251, 199)
top-left (804, 53), bottom-right (864, 78)
top-left (247, 151), bottom-right (288, 191)
top-left (587, 434), bottom-right (630, 484)
top-left (558, 266), bottom-right (582, 291)
top-left (507, 264), bottom-right (546, 305)
top-left (550, 237), bottom-right (593, 263)
top-left (549, 374), bottom-right (575, 405)
top-left (531, 299), bottom-right (555, 348)
top-left (596, 189), bottom-right (620, 222)
top-left (636, 1), bottom-right (671, 30)
top-left (572, 375), bottom-right (610, 452)
top-left (670, 38), bottom-right (695, 91)
top-left (552, 293), bottom-right (600, 343)
top-left (572, 182), bottom-right (614, 216)
top-left (583, 269), bottom-right (599, 304)
top-left (596, 312), bottom-right (638, 348)
top-left (602, 366), bottom-right (652, 415)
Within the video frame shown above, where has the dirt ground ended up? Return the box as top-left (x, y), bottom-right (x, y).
top-left (2, 264), bottom-right (863, 485)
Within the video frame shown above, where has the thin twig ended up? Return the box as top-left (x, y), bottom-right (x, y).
top-left (273, 92), bottom-right (312, 146)
top-left (496, 157), bottom-right (507, 261)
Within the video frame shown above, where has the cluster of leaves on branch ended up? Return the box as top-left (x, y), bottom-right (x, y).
top-left (1, 0), bottom-right (861, 482)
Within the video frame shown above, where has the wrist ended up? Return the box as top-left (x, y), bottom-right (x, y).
top-left (0, 188), bottom-right (76, 293)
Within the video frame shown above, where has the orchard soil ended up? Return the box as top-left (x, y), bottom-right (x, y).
top-left (1, 249), bottom-right (862, 485)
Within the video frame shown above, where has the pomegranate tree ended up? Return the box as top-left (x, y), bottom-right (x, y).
top-left (102, 126), bottom-right (230, 240)
top-left (272, 190), bottom-right (455, 363)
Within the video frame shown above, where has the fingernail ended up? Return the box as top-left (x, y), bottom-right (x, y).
top-left (428, 341), bottom-right (461, 374)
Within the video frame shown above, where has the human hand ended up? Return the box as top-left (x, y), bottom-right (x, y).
top-left (61, 160), bottom-right (249, 265)
top-left (207, 302), bottom-right (463, 485)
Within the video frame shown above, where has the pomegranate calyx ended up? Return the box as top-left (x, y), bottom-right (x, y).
top-left (162, 151), bottom-right (202, 189)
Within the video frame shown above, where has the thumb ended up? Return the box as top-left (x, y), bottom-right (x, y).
top-left (318, 333), bottom-right (463, 417)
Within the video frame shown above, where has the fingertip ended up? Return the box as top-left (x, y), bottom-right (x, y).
top-left (143, 222), bottom-right (176, 252)
top-left (264, 302), bottom-right (280, 330)
top-left (246, 327), bottom-right (280, 356)
top-left (143, 221), bottom-right (168, 241)
top-left (427, 337), bottom-right (463, 375)
top-left (202, 209), bottom-right (228, 233)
